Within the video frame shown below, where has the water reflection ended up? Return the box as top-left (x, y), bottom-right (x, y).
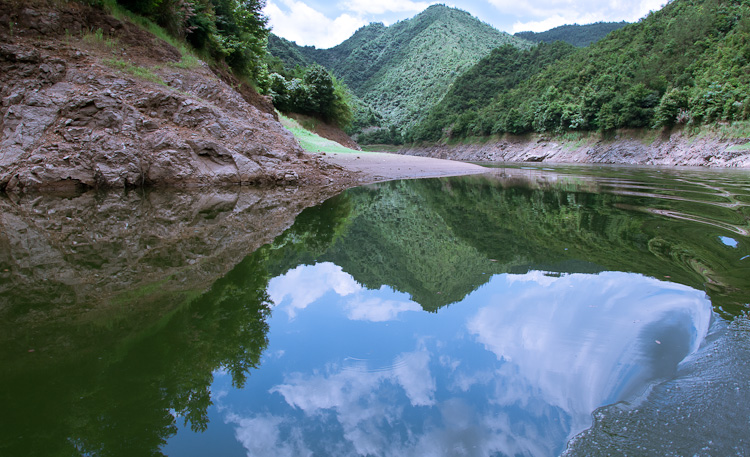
top-left (205, 269), bottom-right (710, 457)
top-left (1, 166), bottom-right (749, 456)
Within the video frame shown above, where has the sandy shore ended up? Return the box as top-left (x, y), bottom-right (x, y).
top-left (318, 151), bottom-right (487, 184)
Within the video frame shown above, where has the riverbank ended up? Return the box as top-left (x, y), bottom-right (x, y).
top-left (318, 151), bottom-right (486, 183)
top-left (398, 127), bottom-right (750, 168)
top-left (0, 0), bottom-right (360, 191)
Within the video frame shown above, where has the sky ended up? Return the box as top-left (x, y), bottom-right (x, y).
top-left (263, 0), bottom-right (667, 49)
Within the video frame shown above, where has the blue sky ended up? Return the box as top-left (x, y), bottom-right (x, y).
top-left (263, 0), bottom-right (667, 48)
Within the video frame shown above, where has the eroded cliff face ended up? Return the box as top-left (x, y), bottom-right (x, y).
top-left (400, 129), bottom-right (750, 167)
top-left (0, 0), bottom-right (353, 191)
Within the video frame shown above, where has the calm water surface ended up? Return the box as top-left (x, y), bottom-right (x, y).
top-left (1, 165), bottom-right (749, 456)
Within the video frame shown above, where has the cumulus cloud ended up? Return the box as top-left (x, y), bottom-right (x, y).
top-left (264, 0), bottom-right (366, 48)
top-left (345, 295), bottom-right (422, 322)
top-left (269, 348), bottom-right (435, 454)
top-left (225, 413), bottom-right (313, 457)
top-left (486, 0), bottom-right (667, 33)
top-left (268, 262), bottom-right (360, 319)
top-left (340, 0), bottom-right (432, 15)
top-left (268, 262), bottom-right (421, 322)
top-left (467, 271), bottom-right (711, 435)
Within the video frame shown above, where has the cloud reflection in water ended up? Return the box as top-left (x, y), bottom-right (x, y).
top-left (218, 265), bottom-right (712, 457)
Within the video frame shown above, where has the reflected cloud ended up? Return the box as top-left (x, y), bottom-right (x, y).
top-left (268, 262), bottom-right (360, 318)
top-left (345, 295), bottom-right (422, 322)
top-left (467, 271), bottom-right (712, 435)
top-left (225, 413), bottom-right (312, 457)
top-left (216, 272), bottom-right (713, 457)
top-left (268, 263), bottom-right (421, 322)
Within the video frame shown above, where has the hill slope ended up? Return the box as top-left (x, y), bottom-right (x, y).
top-left (514, 22), bottom-right (628, 47)
top-left (412, 41), bottom-right (577, 141)
top-left (409, 0), bottom-right (750, 142)
top-left (268, 5), bottom-right (531, 139)
top-left (0, 0), bottom-right (353, 190)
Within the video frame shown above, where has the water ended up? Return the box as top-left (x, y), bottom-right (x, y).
top-left (1, 165), bottom-right (749, 456)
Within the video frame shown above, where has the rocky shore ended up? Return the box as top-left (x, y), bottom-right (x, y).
top-left (0, 0), bottom-right (356, 191)
top-left (399, 129), bottom-right (750, 168)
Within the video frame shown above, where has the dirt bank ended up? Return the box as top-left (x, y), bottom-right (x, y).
top-left (399, 129), bottom-right (750, 167)
top-left (0, 0), bottom-right (356, 191)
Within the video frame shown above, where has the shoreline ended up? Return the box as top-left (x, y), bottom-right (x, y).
top-left (318, 151), bottom-right (487, 184)
top-left (397, 128), bottom-right (750, 168)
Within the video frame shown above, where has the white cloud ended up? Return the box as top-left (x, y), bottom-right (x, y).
top-left (488, 0), bottom-right (667, 33)
top-left (339, 0), bottom-right (432, 15)
top-left (225, 413), bottom-right (313, 457)
top-left (512, 14), bottom-right (601, 34)
top-left (268, 262), bottom-right (360, 319)
top-left (269, 348), bottom-right (435, 454)
top-left (467, 271), bottom-right (712, 436)
top-left (264, 0), bottom-right (367, 48)
top-left (345, 295), bottom-right (422, 322)
top-left (268, 262), bottom-right (421, 322)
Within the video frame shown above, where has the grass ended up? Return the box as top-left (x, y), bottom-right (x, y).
top-left (100, 0), bottom-right (203, 70)
top-left (692, 120), bottom-right (750, 140)
top-left (727, 142), bottom-right (750, 152)
top-left (637, 128), bottom-right (660, 145)
top-left (82, 27), bottom-right (117, 49)
top-left (361, 144), bottom-right (403, 152)
top-left (279, 114), bottom-right (367, 154)
top-left (714, 121), bottom-right (750, 139)
top-left (104, 58), bottom-right (166, 85)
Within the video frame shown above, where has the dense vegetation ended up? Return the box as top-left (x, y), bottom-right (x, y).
top-left (411, 41), bottom-right (576, 142)
top-left (266, 4), bottom-right (531, 143)
top-left (411, 0), bottom-right (750, 143)
top-left (91, 0), bottom-right (355, 126)
top-left (268, 65), bottom-right (353, 127)
top-left (111, 0), bottom-right (270, 82)
top-left (514, 21), bottom-right (628, 47)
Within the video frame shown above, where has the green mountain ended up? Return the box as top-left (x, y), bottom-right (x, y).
top-left (514, 22), bottom-right (629, 47)
top-left (267, 4), bottom-right (531, 141)
top-left (412, 41), bottom-right (577, 141)
top-left (409, 0), bottom-right (750, 142)
top-left (267, 34), bottom-right (314, 70)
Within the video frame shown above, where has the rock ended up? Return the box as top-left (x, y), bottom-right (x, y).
top-left (0, 0), bottom-right (354, 191)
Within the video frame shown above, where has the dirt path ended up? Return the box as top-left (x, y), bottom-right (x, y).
top-left (318, 151), bottom-right (487, 183)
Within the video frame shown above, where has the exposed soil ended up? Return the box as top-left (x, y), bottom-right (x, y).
top-left (0, 0), bottom-right (359, 191)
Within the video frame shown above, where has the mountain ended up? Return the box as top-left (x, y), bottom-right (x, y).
top-left (412, 41), bottom-right (577, 141)
top-left (267, 4), bottom-right (531, 140)
top-left (514, 22), bottom-right (629, 47)
top-left (409, 0), bottom-right (750, 142)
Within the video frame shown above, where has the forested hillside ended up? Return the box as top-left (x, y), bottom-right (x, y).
top-left (410, 0), bottom-right (750, 143)
top-left (412, 41), bottom-right (577, 141)
top-left (514, 22), bottom-right (628, 47)
top-left (267, 4), bottom-right (531, 143)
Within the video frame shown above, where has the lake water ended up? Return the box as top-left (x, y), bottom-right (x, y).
top-left (1, 165), bottom-right (749, 456)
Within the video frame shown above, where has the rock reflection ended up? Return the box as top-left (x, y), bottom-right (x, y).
top-left (0, 185), bottom-right (347, 457)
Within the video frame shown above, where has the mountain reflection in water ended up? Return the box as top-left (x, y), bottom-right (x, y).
top-left (1, 165), bottom-right (749, 457)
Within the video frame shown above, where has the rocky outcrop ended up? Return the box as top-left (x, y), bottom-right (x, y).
top-left (0, 0), bottom-right (353, 191)
top-left (399, 129), bottom-right (750, 167)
